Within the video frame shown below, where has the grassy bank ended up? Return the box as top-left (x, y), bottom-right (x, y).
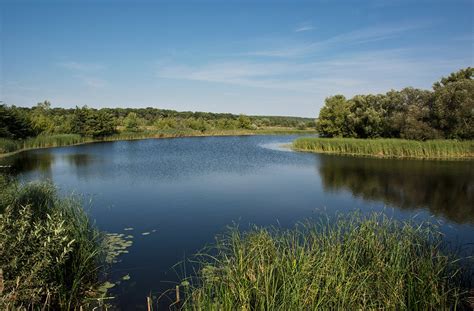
top-left (293, 137), bottom-right (474, 159)
top-left (175, 213), bottom-right (471, 310)
top-left (0, 178), bottom-right (104, 309)
top-left (0, 128), bottom-right (315, 157)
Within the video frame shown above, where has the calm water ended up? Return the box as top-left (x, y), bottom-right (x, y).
top-left (2, 135), bottom-right (474, 309)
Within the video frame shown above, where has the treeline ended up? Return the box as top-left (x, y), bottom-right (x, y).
top-left (1, 103), bottom-right (314, 139)
top-left (316, 68), bottom-right (474, 140)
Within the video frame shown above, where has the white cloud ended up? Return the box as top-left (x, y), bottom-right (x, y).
top-left (294, 22), bottom-right (314, 32)
top-left (156, 49), bottom-right (470, 97)
top-left (247, 23), bottom-right (426, 58)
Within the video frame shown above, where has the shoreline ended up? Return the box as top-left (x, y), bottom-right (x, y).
top-left (0, 129), bottom-right (315, 159)
top-left (292, 147), bottom-right (474, 160)
top-left (292, 137), bottom-right (474, 161)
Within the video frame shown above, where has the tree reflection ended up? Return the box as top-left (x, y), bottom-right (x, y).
top-left (318, 155), bottom-right (474, 224)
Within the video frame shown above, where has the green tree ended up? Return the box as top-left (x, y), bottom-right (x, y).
top-left (432, 68), bottom-right (474, 139)
top-left (238, 114), bottom-right (253, 129)
top-left (315, 95), bottom-right (351, 137)
top-left (30, 101), bottom-right (55, 134)
top-left (0, 104), bottom-right (35, 139)
top-left (124, 112), bottom-right (141, 132)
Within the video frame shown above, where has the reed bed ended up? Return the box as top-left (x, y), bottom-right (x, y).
top-left (0, 138), bottom-right (19, 153)
top-left (0, 179), bottom-right (104, 309)
top-left (177, 213), bottom-right (471, 310)
top-left (293, 137), bottom-right (474, 159)
top-left (0, 128), bottom-right (314, 157)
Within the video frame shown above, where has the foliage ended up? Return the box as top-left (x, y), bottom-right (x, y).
top-left (0, 180), bottom-right (104, 309)
top-left (316, 95), bottom-right (351, 137)
top-left (1, 103), bottom-right (314, 154)
top-left (0, 104), bottom-right (36, 139)
top-left (178, 213), bottom-right (470, 310)
top-left (293, 137), bottom-right (474, 159)
top-left (316, 68), bottom-right (474, 140)
top-left (123, 112), bottom-right (143, 132)
top-left (71, 106), bottom-right (117, 138)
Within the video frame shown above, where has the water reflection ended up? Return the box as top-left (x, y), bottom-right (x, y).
top-left (1, 152), bottom-right (98, 177)
top-left (2, 152), bottom-right (55, 177)
top-left (317, 155), bottom-right (474, 224)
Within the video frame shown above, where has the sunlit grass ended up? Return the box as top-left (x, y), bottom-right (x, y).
top-left (293, 137), bottom-right (474, 159)
top-left (176, 213), bottom-right (471, 310)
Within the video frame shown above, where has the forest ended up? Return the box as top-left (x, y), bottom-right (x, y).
top-left (315, 67), bottom-right (473, 140)
top-left (0, 104), bottom-right (314, 140)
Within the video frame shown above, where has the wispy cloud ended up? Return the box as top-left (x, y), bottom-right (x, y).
top-left (294, 22), bottom-right (314, 32)
top-left (57, 61), bottom-right (105, 72)
top-left (247, 23), bottom-right (426, 57)
top-left (57, 61), bottom-right (107, 88)
top-left (156, 48), bottom-right (468, 97)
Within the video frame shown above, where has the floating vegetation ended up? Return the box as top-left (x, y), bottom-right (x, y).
top-left (126, 235), bottom-right (134, 239)
top-left (104, 233), bottom-right (133, 264)
top-left (96, 281), bottom-right (115, 299)
top-left (122, 274), bottom-right (131, 281)
top-left (124, 227), bottom-right (134, 231)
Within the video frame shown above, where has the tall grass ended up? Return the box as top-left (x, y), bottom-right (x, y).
top-left (0, 138), bottom-right (20, 153)
top-left (177, 213), bottom-right (471, 310)
top-left (0, 179), bottom-right (104, 309)
top-left (0, 134), bottom-right (88, 155)
top-left (293, 137), bottom-right (474, 159)
top-left (0, 129), bottom-right (315, 156)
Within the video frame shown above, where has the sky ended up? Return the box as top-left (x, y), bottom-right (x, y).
top-left (1, 0), bottom-right (473, 117)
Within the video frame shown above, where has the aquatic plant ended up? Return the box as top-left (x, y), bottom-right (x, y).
top-left (293, 137), bottom-right (474, 159)
top-left (176, 213), bottom-right (471, 310)
top-left (0, 138), bottom-right (19, 153)
top-left (0, 180), bottom-right (104, 309)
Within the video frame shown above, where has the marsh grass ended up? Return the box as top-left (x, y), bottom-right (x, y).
top-left (0, 138), bottom-right (19, 153)
top-left (293, 137), bottom-right (474, 159)
top-left (176, 213), bottom-right (471, 310)
top-left (0, 179), bottom-right (104, 309)
top-left (0, 128), bottom-right (314, 157)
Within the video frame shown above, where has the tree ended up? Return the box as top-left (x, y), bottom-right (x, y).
top-left (124, 112), bottom-right (141, 132)
top-left (315, 95), bottom-right (351, 137)
top-left (238, 114), bottom-right (252, 129)
top-left (314, 68), bottom-right (473, 140)
top-left (432, 68), bottom-right (474, 139)
top-left (71, 106), bottom-right (116, 137)
top-left (30, 101), bottom-right (54, 134)
top-left (0, 104), bottom-right (35, 139)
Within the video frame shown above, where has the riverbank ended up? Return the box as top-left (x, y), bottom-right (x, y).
top-left (292, 137), bottom-right (474, 160)
top-left (173, 212), bottom-right (471, 310)
top-left (0, 128), bottom-right (315, 158)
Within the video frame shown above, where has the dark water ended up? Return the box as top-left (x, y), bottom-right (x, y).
top-left (2, 135), bottom-right (474, 309)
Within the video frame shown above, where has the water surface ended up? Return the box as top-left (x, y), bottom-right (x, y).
top-left (2, 135), bottom-right (473, 309)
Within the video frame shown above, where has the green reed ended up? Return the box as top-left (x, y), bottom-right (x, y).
top-left (293, 137), bottom-right (474, 159)
top-left (0, 179), bottom-right (104, 310)
top-left (177, 213), bottom-right (471, 310)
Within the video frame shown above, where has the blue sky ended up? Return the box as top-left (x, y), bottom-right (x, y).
top-left (1, 0), bottom-right (473, 117)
